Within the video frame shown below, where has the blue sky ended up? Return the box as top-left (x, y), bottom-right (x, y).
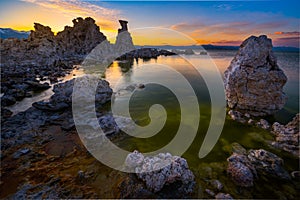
top-left (0, 0), bottom-right (299, 46)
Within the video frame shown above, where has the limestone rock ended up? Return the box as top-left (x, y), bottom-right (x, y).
top-left (227, 153), bottom-right (256, 187)
top-left (115, 20), bottom-right (135, 54)
top-left (171, 49), bottom-right (195, 55)
top-left (56, 17), bottom-right (106, 57)
top-left (256, 119), bottom-right (270, 130)
top-left (82, 20), bottom-right (135, 67)
top-left (227, 144), bottom-right (290, 187)
top-left (210, 179), bottom-right (223, 191)
top-left (118, 20), bottom-right (128, 33)
top-left (271, 114), bottom-right (299, 157)
top-left (215, 193), bottom-right (233, 199)
top-left (247, 149), bottom-right (291, 180)
top-left (224, 35), bottom-right (287, 116)
top-left (29, 23), bottom-right (54, 40)
top-left (124, 150), bottom-right (195, 194)
top-left (0, 17), bottom-right (107, 67)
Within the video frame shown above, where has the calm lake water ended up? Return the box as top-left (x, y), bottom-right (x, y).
top-left (8, 49), bottom-right (299, 198)
top-left (104, 50), bottom-right (299, 198)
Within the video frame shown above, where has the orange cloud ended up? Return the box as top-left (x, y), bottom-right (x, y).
top-left (274, 31), bottom-right (299, 36)
top-left (18, 0), bottom-right (121, 34)
top-left (169, 20), bottom-right (295, 46)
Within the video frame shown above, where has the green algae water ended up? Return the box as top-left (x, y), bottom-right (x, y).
top-left (104, 50), bottom-right (299, 198)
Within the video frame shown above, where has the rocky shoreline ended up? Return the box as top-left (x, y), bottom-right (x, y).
top-left (1, 17), bottom-right (299, 199)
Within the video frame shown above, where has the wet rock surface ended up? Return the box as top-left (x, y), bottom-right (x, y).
top-left (1, 77), bottom-right (113, 150)
top-left (1, 17), bottom-right (107, 106)
top-left (224, 35), bottom-right (287, 116)
top-left (271, 113), bottom-right (299, 157)
top-left (171, 49), bottom-right (195, 55)
top-left (121, 150), bottom-right (195, 198)
top-left (215, 192), bottom-right (233, 199)
top-left (227, 143), bottom-right (291, 188)
top-left (117, 48), bottom-right (176, 61)
top-left (0, 76), bottom-right (124, 198)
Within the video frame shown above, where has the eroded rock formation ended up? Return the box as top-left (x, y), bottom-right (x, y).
top-left (118, 20), bottom-right (128, 33)
top-left (56, 17), bottom-right (107, 57)
top-left (224, 35), bottom-right (287, 116)
top-left (82, 19), bottom-right (135, 67)
top-left (0, 18), bottom-right (135, 106)
top-left (121, 150), bottom-right (195, 198)
top-left (0, 17), bottom-right (107, 67)
top-left (115, 20), bottom-right (135, 54)
top-left (227, 143), bottom-right (291, 188)
top-left (271, 114), bottom-right (299, 157)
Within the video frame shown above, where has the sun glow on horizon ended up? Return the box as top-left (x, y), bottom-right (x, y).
top-left (0, 0), bottom-right (299, 47)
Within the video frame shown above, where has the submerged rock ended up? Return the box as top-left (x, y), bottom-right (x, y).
top-left (171, 49), bottom-right (195, 55)
top-left (205, 188), bottom-right (215, 197)
top-left (210, 179), bottom-right (223, 191)
top-left (227, 143), bottom-right (291, 187)
top-left (215, 193), bottom-right (233, 199)
top-left (122, 150), bottom-right (195, 197)
top-left (227, 154), bottom-right (255, 187)
top-left (184, 49), bottom-right (195, 55)
top-left (271, 114), bottom-right (299, 157)
top-left (248, 149), bottom-right (291, 180)
top-left (228, 110), bottom-right (247, 123)
top-left (224, 35), bottom-right (287, 116)
top-left (256, 119), bottom-right (270, 130)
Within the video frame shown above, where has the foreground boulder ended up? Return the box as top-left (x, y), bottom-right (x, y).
top-left (227, 143), bottom-right (290, 187)
top-left (121, 150), bottom-right (195, 198)
top-left (224, 35), bottom-right (287, 116)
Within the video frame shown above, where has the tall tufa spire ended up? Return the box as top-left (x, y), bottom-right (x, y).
top-left (118, 20), bottom-right (128, 33)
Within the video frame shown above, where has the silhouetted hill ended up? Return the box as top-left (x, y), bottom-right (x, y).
top-left (135, 44), bottom-right (299, 52)
top-left (0, 28), bottom-right (30, 39)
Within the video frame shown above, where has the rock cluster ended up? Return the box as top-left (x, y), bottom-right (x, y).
top-left (224, 35), bottom-right (287, 116)
top-left (1, 76), bottom-right (114, 150)
top-left (81, 19), bottom-right (136, 67)
top-left (171, 49), bottom-right (195, 55)
top-left (1, 18), bottom-right (136, 107)
top-left (1, 17), bottom-right (107, 106)
top-left (227, 109), bottom-right (271, 129)
top-left (271, 114), bottom-right (299, 157)
top-left (122, 150), bottom-right (195, 197)
top-left (227, 143), bottom-right (290, 187)
top-left (1, 17), bottom-right (106, 67)
top-left (32, 76), bottom-right (112, 112)
top-left (56, 17), bottom-right (106, 57)
top-left (117, 48), bottom-right (176, 61)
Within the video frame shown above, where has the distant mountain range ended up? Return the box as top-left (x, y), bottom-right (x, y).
top-left (136, 44), bottom-right (299, 52)
top-left (0, 28), bottom-right (30, 39)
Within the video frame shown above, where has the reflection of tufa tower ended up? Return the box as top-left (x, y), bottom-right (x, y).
top-left (115, 20), bottom-right (135, 53)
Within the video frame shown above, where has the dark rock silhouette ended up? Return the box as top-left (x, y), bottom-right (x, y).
top-left (118, 20), bottom-right (128, 33)
top-left (0, 17), bottom-right (107, 67)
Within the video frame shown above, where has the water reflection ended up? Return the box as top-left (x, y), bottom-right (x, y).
top-left (105, 50), bottom-right (299, 122)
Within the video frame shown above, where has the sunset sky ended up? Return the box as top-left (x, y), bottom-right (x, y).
top-left (0, 0), bottom-right (299, 47)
